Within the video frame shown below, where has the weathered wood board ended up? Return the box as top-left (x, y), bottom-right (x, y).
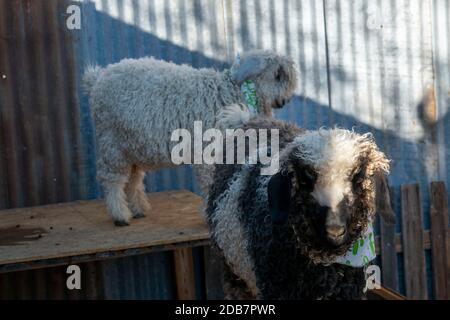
top-left (0, 190), bottom-right (209, 268)
top-left (429, 182), bottom-right (450, 300)
top-left (401, 184), bottom-right (427, 300)
top-left (173, 247), bottom-right (197, 300)
top-left (379, 220), bottom-right (398, 290)
top-left (367, 286), bottom-right (407, 300)
top-left (379, 187), bottom-right (398, 291)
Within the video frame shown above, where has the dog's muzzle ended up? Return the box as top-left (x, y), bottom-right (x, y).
top-left (273, 98), bottom-right (290, 109)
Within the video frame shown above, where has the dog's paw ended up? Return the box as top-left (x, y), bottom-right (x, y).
top-left (216, 103), bottom-right (250, 130)
top-left (114, 220), bottom-right (130, 227)
top-left (133, 211), bottom-right (146, 219)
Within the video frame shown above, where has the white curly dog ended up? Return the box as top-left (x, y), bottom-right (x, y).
top-left (83, 50), bottom-right (298, 226)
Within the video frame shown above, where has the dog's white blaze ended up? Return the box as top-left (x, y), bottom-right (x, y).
top-left (312, 181), bottom-right (349, 210)
top-left (293, 128), bottom-right (364, 209)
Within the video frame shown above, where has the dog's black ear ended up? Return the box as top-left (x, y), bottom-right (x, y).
top-left (268, 171), bottom-right (292, 225)
top-left (374, 172), bottom-right (396, 225)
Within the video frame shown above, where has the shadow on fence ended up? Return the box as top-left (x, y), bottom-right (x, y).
top-left (0, 0), bottom-right (449, 300)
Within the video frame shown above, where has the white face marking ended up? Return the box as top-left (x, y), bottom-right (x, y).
top-left (311, 179), bottom-right (350, 210)
top-left (293, 128), bottom-right (364, 210)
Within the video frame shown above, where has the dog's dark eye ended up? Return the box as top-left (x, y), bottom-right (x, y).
top-left (351, 168), bottom-right (365, 193)
top-left (351, 168), bottom-right (363, 184)
top-left (304, 169), bottom-right (316, 183)
top-left (297, 168), bottom-right (317, 192)
top-left (275, 67), bottom-right (284, 81)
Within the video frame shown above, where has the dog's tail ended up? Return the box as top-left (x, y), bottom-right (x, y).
top-left (82, 65), bottom-right (103, 95)
top-left (216, 103), bottom-right (251, 130)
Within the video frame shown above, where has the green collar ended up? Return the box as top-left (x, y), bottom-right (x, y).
top-left (233, 53), bottom-right (258, 114)
top-left (240, 79), bottom-right (258, 114)
top-left (334, 222), bottom-right (376, 267)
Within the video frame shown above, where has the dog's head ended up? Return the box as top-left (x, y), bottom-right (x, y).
top-left (230, 50), bottom-right (298, 115)
top-left (267, 128), bottom-right (393, 263)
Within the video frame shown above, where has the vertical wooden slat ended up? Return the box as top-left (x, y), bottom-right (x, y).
top-left (429, 181), bottom-right (450, 300)
top-left (173, 248), bottom-right (196, 300)
top-left (380, 221), bottom-right (398, 290)
top-left (379, 187), bottom-right (398, 290)
top-left (401, 183), bottom-right (427, 299)
top-left (203, 246), bottom-right (225, 299)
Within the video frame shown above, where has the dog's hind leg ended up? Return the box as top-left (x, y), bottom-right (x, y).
top-left (126, 165), bottom-right (151, 219)
top-left (222, 262), bottom-right (256, 300)
top-left (102, 173), bottom-right (133, 226)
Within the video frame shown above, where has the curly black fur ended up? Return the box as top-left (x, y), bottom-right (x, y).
top-left (237, 165), bottom-right (366, 299)
top-left (205, 117), bottom-right (382, 300)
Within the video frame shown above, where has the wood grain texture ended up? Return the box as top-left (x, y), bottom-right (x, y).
top-left (374, 229), bottom-right (450, 254)
top-left (203, 246), bottom-right (225, 299)
top-left (173, 247), bottom-right (196, 300)
top-left (429, 181), bottom-right (450, 299)
top-left (379, 187), bottom-right (398, 291)
top-left (0, 190), bottom-right (208, 266)
top-left (401, 184), bottom-right (427, 300)
top-left (367, 286), bottom-right (407, 300)
top-left (379, 221), bottom-right (398, 290)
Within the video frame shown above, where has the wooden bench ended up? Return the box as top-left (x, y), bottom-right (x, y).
top-left (0, 189), bottom-right (406, 300)
top-left (367, 287), bottom-right (406, 300)
top-left (0, 190), bottom-right (210, 299)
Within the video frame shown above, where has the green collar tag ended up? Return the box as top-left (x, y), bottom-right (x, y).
top-left (241, 79), bottom-right (258, 114)
top-left (235, 52), bottom-right (258, 114)
top-left (334, 222), bottom-right (376, 267)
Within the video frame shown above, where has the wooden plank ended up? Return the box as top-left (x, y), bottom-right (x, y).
top-left (0, 239), bottom-right (210, 274)
top-left (0, 190), bottom-right (209, 267)
top-left (203, 246), bottom-right (225, 299)
top-left (379, 187), bottom-right (398, 291)
top-left (173, 247), bottom-right (196, 300)
top-left (379, 220), bottom-right (398, 289)
top-left (367, 286), bottom-right (407, 300)
top-left (375, 229), bottom-right (450, 254)
top-left (429, 182), bottom-right (450, 300)
top-left (401, 184), bottom-right (427, 300)
top-left (6, 226), bottom-right (443, 273)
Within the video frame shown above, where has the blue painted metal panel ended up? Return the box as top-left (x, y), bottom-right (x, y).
top-left (74, 0), bottom-right (230, 197)
top-left (1, 0), bottom-right (449, 299)
top-left (46, 0), bottom-right (450, 207)
top-left (101, 252), bottom-right (175, 300)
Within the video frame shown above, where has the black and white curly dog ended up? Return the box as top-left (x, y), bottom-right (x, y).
top-left (204, 116), bottom-right (395, 299)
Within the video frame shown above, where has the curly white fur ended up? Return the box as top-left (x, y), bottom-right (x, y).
top-left (83, 50), bottom-right (298, 225)
top-left (209, 167), bottom-right (260, 297)
top-left (216, 103), bottom-right (251, 130)
top-left (293, 128), bottom-right (390, 209)
top-left (205, 118), bottom-right (392, 298)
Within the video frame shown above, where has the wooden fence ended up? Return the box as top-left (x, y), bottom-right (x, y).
top-left (0, 183), bottom-right (449, 300)
top-left (199, 181), bottom-right (450, 300)
top-left (376, 181), bottom-right (450, 300)
top-left (201, 181), bottom-right (450, 300)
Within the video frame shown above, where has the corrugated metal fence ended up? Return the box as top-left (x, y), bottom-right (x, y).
top-left (0, 0), bottom-right (449, 299)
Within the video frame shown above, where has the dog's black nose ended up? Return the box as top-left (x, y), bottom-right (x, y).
top-left (326, 224), bottom-right (347, 245)
top-left (274, 100), bottom-right (284, 108)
